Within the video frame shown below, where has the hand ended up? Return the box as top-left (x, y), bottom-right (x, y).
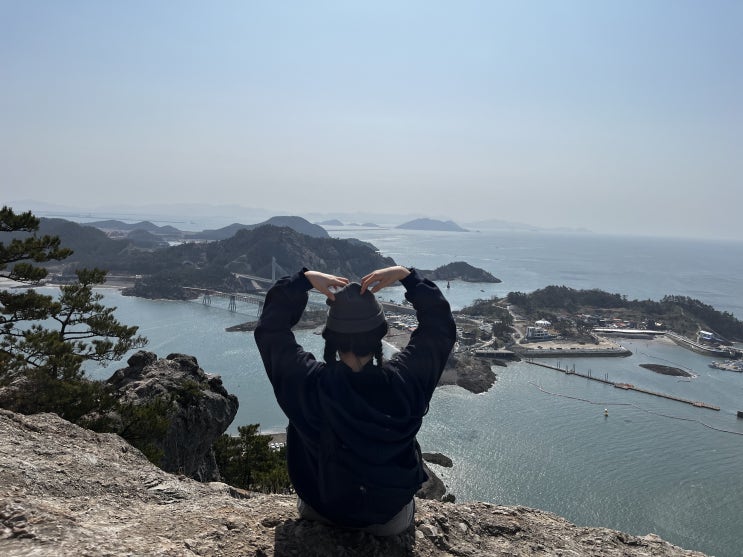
top-left (304, 271), bottom-right (349, 301)
top-left (360, 266), bottom-right (410, 294)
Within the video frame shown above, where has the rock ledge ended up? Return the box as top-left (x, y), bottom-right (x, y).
top-left (0, 410), bottom-right (705, 557)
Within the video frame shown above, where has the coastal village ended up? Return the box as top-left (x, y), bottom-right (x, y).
top-left (381, 298), bottom-right (743, 375)
top-left (376, 297), bottom-right (743, 420)
top-left (291, 294), bottom-right (740, 434)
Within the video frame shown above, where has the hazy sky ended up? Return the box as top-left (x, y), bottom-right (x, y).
top-left (2, 1), bottom-right (741, 239)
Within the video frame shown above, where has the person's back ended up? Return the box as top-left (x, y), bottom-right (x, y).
top-left (254, 265), bottom-right (456, 535)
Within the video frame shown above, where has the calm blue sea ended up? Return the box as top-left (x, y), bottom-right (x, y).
top-left (78, 228), bottom-right (742, 557)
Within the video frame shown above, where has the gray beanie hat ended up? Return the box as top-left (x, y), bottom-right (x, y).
top-left (325, 282), bottom-right (386, 334)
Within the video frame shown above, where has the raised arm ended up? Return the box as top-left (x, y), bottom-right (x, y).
top-left (304, 270), bottom-right (349, 300)
top-left (360, 265), bottom-right (411, 294)
top-left (388, 269), bottom-right (457, 400)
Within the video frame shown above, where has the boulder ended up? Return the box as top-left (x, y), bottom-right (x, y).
top-left (106, 351), bottom-right (238, 481)
top-left (422, 452), bottom-right (454, 468)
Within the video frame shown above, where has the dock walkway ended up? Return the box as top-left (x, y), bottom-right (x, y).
top-left (526, 360), bottom-right (720, 411)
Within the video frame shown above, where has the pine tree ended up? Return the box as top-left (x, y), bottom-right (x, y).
top-left (213, 424), bottom-right (291, 493)
top-left (0, 206), bottom-right (147, 418)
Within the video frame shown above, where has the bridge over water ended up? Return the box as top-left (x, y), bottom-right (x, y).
top-left (183, 286), bottom-right (327, 315)
top-left (184, 286), bottom-right (414, 317)
top-left (182, 257), bottom-right (292, 314)
top-left (183, 287), bottom-right (268, 313)
top-left (184, 258), bottom-right (414, 316)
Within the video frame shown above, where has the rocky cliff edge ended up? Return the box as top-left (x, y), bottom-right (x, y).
top-left (0, 410), bottom-right (705, 557)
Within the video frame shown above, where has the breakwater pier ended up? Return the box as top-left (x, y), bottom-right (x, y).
top-left (526, 360), bottom-right (720, 411)
top-left (665, 331), bottom-right (737, 358)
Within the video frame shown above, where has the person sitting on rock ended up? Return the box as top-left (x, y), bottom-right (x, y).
top-left (254, 265), bottom-right (456, 536)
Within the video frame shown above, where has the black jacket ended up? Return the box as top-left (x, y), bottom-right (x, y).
top-left (254, 268), bottom-right (456, 527)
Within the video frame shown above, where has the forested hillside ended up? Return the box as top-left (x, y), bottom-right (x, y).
top-left (124, 225), bottom-right (395, 299)
top-left (501, 286), bottom-right (743, 341)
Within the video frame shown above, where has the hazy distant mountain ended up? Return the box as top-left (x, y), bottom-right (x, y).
top-left (6, 200), bottom-right (275, 232)
top-left (87, 219), bottom-right (159, 231)
top-left (87, 220), bottom-right (182, 236)
top-left (302, 211), bottom-right (423, 227)
top-left (86, 215), bottom-right (329, 240)
top-left (396, 218), bottom-right (468, 232)
top-left (126, 229), bottom-right (170, 249)
top-left (188, 216), bottom-right (329, 241)
top-left (316, 219), bottom-right (344, 226)
top-left (27, 218), bottom-right (133, 269)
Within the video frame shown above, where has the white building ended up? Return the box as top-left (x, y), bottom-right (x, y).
top-left (526, 326), bottom-right (552, 341)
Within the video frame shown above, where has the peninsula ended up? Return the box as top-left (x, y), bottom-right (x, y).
top-left (458, 285), bottom-right (743, 358)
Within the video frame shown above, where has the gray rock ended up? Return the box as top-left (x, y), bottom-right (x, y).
top-left (422, 452), bottom-right (454, 468)
top-left (0, 409), bottom-right (707, 557)
top-left (416, 462), bottom-right (447, 501)
top-left (105, 350), bottom-right (239, 481)
top-left (439, 353), bottom-right (497, 394)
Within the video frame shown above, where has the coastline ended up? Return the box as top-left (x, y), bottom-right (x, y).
top-left (4, 276), bottom-right (138, 291)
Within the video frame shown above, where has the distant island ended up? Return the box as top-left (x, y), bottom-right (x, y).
top-left (315, 219), bottom-right (382, 228)
top-left (418, 262), bottom-right (501, 283)
top-left (639, 364), bottom-right (693, 377)
top-left (315, 218), bottom-right (344, 226)
top-left (396, 218), bottom-right (468, 232)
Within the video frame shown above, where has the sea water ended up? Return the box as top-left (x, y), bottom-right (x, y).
top-left (78, 229), bottom-right (742, 556)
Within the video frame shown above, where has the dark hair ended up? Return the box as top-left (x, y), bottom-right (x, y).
top-left (322, 321), bottom-right (388, 367)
